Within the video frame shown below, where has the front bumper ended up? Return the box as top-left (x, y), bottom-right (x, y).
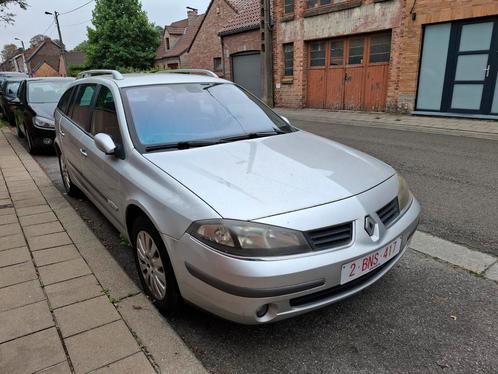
top-left (28, 126), bottom-right (55, 147)
top-left (165, 192), bottom-right (421, 325)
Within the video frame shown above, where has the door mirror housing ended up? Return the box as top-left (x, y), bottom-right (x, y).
top-left (9, 97), bottom-right (21, 105)
top-left (281, 116), bottom-right (291, 126)
top-left (94, 133), bottom-right (116, 155)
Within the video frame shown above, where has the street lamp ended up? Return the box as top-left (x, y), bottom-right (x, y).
top-left (14, 37), bottom-right (25, 50)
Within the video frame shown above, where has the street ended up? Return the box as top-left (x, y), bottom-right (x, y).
top-left (30, 119), bottom-right (498, 374)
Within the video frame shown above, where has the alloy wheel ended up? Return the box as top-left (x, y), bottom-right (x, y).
top-left (136, 230), bottom-right (167, 300)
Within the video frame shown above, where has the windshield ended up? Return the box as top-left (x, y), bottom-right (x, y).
top-left (28, 81), bottom-right (70, 103)
top-left (5, 81), bottom-right (20, 97)
top-left (123, 83), bottom-right (293, 148)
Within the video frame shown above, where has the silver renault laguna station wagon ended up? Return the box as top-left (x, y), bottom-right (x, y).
top-left (54, 69), bottom-right (420, 324)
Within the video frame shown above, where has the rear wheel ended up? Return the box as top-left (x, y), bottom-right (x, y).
top-left (57, 151), bottom-right (80, 197)
top-left (132, 215), bottom-right (181, 314)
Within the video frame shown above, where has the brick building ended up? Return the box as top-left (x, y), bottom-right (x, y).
top-left (188, 0), bottom-right (238, 74)
top-left (12, 38), bottom-right (66, 77)
top-left (154, 9), bottom-right (204, 69)
top-left (219, 0), bottom-right (263, 97)
top-left (273, 0), bottom-right (403, 111)
top-left (273, 0), bottom-right (498, 118)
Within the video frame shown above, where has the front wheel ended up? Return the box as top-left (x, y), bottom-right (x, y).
top-left (25, 129), bottom-right (39, 154)
top-left (15, 118), bottom-right (24, 138)
top-left (132, 216), bottom-right (181, 314)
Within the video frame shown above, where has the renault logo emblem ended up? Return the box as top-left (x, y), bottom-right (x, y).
top-left (365, 216), bottom-right (376, 237)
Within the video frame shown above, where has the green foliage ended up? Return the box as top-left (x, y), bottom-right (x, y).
top-left (86, 0), bottom-right (161, 70)
top-left (1, 43), bottom-right (17, 62)
top-left (0, 0), bottom-right (27, 24)
top-left (67, 64), bottom-right (88, 77)
top-left (72, 40), bottom-right (89, 53)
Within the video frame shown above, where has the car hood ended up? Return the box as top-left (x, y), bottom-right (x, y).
top-left (30, 103), bottom-right (57, 120)
top-left (144, 131), bottom-right (395, 220)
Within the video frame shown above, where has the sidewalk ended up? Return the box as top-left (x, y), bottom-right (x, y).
top-left (275, 108), bottom-right (498, 141)
top-left (0, 129), bottom-right (206, 374)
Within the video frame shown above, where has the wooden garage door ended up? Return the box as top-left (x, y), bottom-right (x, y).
top-left (307, 32), bottom-right (391, 111)
top-left (232, 52), bottom-right (262, 98)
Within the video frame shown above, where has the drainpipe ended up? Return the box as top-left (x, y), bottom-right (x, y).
top-left (261, 0), bottom-right (274, 107)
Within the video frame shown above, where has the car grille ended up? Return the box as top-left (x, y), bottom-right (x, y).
top-left (377, 198), bottom-right (400, 227)
top-left (306, 222), bottom-right (353, 251)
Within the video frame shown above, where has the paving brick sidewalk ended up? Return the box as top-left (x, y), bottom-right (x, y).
top-left (0, 129), bottom-right (207, 374)
top-left (276, 108), bottom-right (498, 140)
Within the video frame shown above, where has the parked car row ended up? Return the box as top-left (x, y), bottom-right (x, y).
top-left (0, 72), bottom-right (74, 154)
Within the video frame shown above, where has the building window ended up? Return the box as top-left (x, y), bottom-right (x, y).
top-left (369, 33), bottom-right (391, 63)
top-left (284, 0), bottom-right (294, 14)
top-left (348, 37), bottom-right (364, 65)
top-left (283, 43), bottom-right (294, 76)
top-left (310, 41), bottom-right (326, 67)
top-left (165, 38), bottom-right (170, 50)
top-left (307, 0), bottom-right (331, 8)
top-left (330, 40), bottom-right (344, 66)
top-left (213, 57), bottom-right (222, 71)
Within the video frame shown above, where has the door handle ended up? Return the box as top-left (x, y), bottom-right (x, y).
top-left (484, 65), bottom-right (490, 78)
top-left (79, 148), bottom-right (88, 158)
top-left (59, 128), bottom-right (65, 137)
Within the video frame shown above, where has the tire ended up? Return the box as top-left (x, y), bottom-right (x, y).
top-left (57, 151), bottom-right (81, 197)
top-left (25, 129), bottom-right (39, 154)
top-left (132, 215), bottom-right (181, 314)
top-left (15, 118), bottom-right (24, 138)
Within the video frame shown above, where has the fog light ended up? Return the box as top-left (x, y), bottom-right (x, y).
top-left (43, 138), bottom-right (52, 145)
top-left (256, 304), bottom-right (269, 318)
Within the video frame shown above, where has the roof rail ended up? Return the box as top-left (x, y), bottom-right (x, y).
top-left (158, 69), bottom-right (219, 79)
top-left (77, 69), bottom-right (124, 80)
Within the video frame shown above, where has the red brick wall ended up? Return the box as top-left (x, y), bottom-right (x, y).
top-left (392, 0), bottom-right (498, 112)
top-left (222, 29), bottom-right (260, 80)
top-left (273, 0), bottom-right (404, 109)
top-left (33, 62), bottom-right (60, 77)
top-left (188, 0), bottom-right (237, 73)
top-left (29, 41), bottom-right (61, 76)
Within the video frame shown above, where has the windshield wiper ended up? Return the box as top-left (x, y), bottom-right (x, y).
top-left (222, 130), bottom-right (285, 143)
top-left (145, 139), bottom-right (224, 152)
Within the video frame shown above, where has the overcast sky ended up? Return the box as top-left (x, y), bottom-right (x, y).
top-left (0, 0), bottom-right (210, 51)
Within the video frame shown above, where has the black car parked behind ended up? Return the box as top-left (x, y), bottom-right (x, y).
top-left (14, 77), bottom-right (74, 154)
top-left (0, 77), bottom-right (23, 125)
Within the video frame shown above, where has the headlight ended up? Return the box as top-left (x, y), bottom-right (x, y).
top-left (397, 175), bottom-right (412, 211)
top-left (188, 219), bottom-right (311, 257)
top-left (33, 116), bottom-right (54, 129)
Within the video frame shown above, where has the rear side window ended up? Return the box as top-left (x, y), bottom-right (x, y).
top-left (57, 87), bottom-right (74, 114)
top-left (91, 86), bottom-right (122, 144)
top-left (69, 84), bottom-right (96, 132)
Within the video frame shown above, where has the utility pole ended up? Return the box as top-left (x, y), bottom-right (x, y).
top-left (260, 0), bottom-right (274, 107)
top-left (45, 10), bottom-right (67, 76)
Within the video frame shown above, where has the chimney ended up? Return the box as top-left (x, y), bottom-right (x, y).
top-left (187, 7), bottom-right (198, 25)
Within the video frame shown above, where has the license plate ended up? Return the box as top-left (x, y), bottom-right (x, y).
top-left (340, 238), bottom-right (402, 285)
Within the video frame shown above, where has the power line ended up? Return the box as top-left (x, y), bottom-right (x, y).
top-left (62, 19), bottom-right (92, 27)
top-left (41, 20), bottom-right (55, 35)
top-left (60, 0), bottom-right (95, 16)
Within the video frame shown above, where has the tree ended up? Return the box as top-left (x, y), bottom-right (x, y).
top-left (1, 43), bottom-right (18, 62)
top-left (30, 34), bottom-right (47, 47)
top-left (72, 40), bottom-right (88, 53)
top-left (86, 0), bottom-right (160, 70)
top-left (0, 0), bottom-right (27, 24)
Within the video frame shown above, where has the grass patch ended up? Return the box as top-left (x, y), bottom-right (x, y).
top-left (0, 118), bottom-right (6, 128)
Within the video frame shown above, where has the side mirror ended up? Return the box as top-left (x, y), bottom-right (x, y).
top-left (9, 97), bottom-right (21, 106)
top-left (94, 133), bottom-right (116, 155)
top-left (281, 116), bottom-right (291, 126)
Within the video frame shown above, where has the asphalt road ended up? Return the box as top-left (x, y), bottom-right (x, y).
top-left (27, 123), bottom-right (498, 374)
